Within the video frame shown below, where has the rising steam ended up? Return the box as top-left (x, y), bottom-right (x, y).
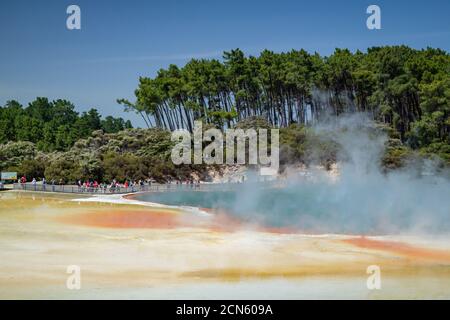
top-left (227, 113), bottom-right (450, 235)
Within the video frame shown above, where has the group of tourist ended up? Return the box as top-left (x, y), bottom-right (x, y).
top-left (17, 176), bottom-right (64, 192)
top-left (15, 176), bottom-right (204, 193)
top-left (75, 179), bottom-right (149, 193)
top-left (17, 176), bottom-right (151, 193)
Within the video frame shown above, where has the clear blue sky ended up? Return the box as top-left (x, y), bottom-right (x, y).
top-left (1, 0), bottom-right (449, 127)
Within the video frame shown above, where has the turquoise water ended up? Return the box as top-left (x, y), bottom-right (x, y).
top-left (138, 189), bottom-right (237, 208)
top-left (135, 179), bottom-right (450, 235)
top-left (135, 186), bottom-right (365, 233)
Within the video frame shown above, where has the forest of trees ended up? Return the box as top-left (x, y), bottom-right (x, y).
top-left (0, 46), bottom-right (448, 183)
top-left (0, 98), bottom-right (132, 151)
top-left (119, 46), bottom-right (449, 158)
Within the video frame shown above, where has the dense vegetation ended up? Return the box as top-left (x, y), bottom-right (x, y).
top-left (119, 46), bottom-right (449, 163)
top-left (1, 46), bottom-right (449, 183)
top-left (0, 116), bottom-right (445, 184)
top-left (0, 128), bottom-right (205, 183)
top-left (0, 98), bottom-right (132, 151)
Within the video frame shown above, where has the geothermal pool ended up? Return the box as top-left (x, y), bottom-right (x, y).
top-left (0, 190), bottom-right (449, 299)
top-left (134, 179), bottom-right (450, 235)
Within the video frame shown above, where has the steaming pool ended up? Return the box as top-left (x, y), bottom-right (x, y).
top-left (133, 180), bottom-right (450, 235)
top-left (1, 190), bottom-right (450, 299)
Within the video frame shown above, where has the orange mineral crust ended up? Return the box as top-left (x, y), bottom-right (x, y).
top-left (58, 208), bottom-right (209, 230)
top-left (343, 236), bottom-right (450, 263)
top-left (57, 207), bottom-right (240, 231)
top-left (58, 205), bottom-right (297, 234)
top-left (61, 210), bottom-right (185, 229)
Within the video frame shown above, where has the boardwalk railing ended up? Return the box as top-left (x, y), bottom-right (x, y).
top-left (13, 183), bottom-right (150, 194)
top-left (12, 182), bottom-right (248, 194)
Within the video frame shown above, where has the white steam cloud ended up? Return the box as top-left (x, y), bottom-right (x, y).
top-left (227, 114), bottom-right (450, 235)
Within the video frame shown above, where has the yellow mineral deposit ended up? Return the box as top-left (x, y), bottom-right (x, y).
top-left (0, 191), bottom-right (449, 299)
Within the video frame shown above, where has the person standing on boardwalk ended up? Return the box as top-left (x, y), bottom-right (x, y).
top-left (20, 176), bottom-right (26, 189)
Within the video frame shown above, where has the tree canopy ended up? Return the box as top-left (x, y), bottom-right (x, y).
top-left (1, 46), bottom-right (449, 183)
top-left (119, 46), bottom-right (449, 157)
top-left (0, 98), bottom-right (132, 151)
